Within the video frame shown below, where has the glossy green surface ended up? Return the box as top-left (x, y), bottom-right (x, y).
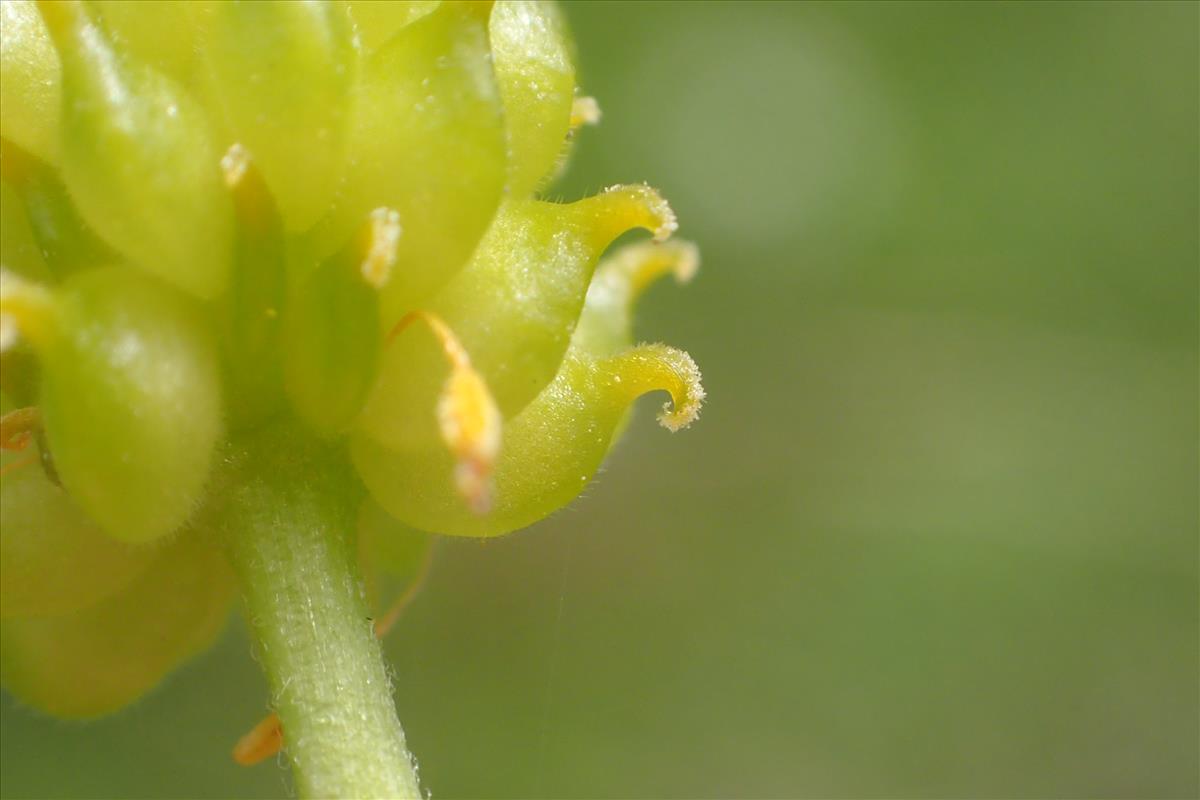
top-left (202, 1), bottom-right (355, 231)
top-left (490, 0), bottom-right (576, 197)
top-left (0, 1), bottom-right (60, 166)
top-left (37, 268), bottom-right (222, 542)
top-left (92, 0), bottom-right (199, 87)
top-left (347, 1), bottom-right (439, 53)
top-left (46, 0), bottom-right (232, 299)
top-left (311, 2), bottom-right (505, 316)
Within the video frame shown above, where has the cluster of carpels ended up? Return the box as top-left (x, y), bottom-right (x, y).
top-left (0, 0), bottom-right (703, 724)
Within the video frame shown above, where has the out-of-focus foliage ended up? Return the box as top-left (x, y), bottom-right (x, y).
top-left (2, 2), bottom-right (1196, 798)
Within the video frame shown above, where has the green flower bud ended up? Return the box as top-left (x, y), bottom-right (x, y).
top-left (0, 530), bottom-right (234, 718)
top-left (307, 0), bottom-right (505, 314)
top-left (353, 240), bottom-right (703, 537)
top-left (2, 267), bottom-right (222, 542)
top-left (202, 0), bottom-right (355, 231)
top-left (360, 186), bottom-right (676, 451)
top-left (39, 0), bottom-right (232, 299)
top-left (490, 0), bottom-right (576, 197)
top-left (0, 0), bottom-right (705, 723)
top-left (0, 0), bottom-right (60, 166)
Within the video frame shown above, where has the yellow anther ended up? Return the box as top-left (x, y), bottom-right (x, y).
top-left (569, 96), bottom-right (602, 130)
top-left (386, 310), bottom-right (501, 513)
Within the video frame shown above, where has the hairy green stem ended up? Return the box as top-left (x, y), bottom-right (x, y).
top-left (217, 428), bottom-right (421, 799)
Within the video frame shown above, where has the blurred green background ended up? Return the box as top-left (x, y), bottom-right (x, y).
top-left (3, 1), bottom-right (1197, 797)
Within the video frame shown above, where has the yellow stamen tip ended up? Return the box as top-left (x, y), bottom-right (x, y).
top-left (386, 310), bottom-right (502, 514)
top-left (570, 96), bottom-right (602, 130)
top-left (220, 143), bottom-right (250, 189)
top-left (360, 208), bottom-right (402, 289)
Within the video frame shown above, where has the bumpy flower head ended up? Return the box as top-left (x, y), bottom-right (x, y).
top-left (0, 0), bottom-right (703, 720)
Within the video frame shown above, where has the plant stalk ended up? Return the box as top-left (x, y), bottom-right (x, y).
top-left (217, 429), bottom-right (421, 799)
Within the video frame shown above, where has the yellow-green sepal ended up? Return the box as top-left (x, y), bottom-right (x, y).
top-left (30, 267), bottom-right (223, 543)
top-left (346, 0), bottom-right (439, 53)
top-left (308, 1), bottom-right (505, 315)
top-left (353, 344), bottom-right (703, 538)
top-left (0, 1), bottom-right (61, 166)
top-left (91, 0), bottom-right (201, 88)
top-left (359, 186), bottom-right (676, 452)
top-left (353, 238), bottom-right (702, 537)
top-left (0, 530), bottom-right (234, 718)
top-left (0, 391), bottom-right (157, 618)
top-left (201, 1), bottom-right (356, 232)
top-left (40, 0), bottom-right (232, 300)
top-left (490, 0), bottom-right (576, 197)
top-left (1, 438), bottom-right (154, 619)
